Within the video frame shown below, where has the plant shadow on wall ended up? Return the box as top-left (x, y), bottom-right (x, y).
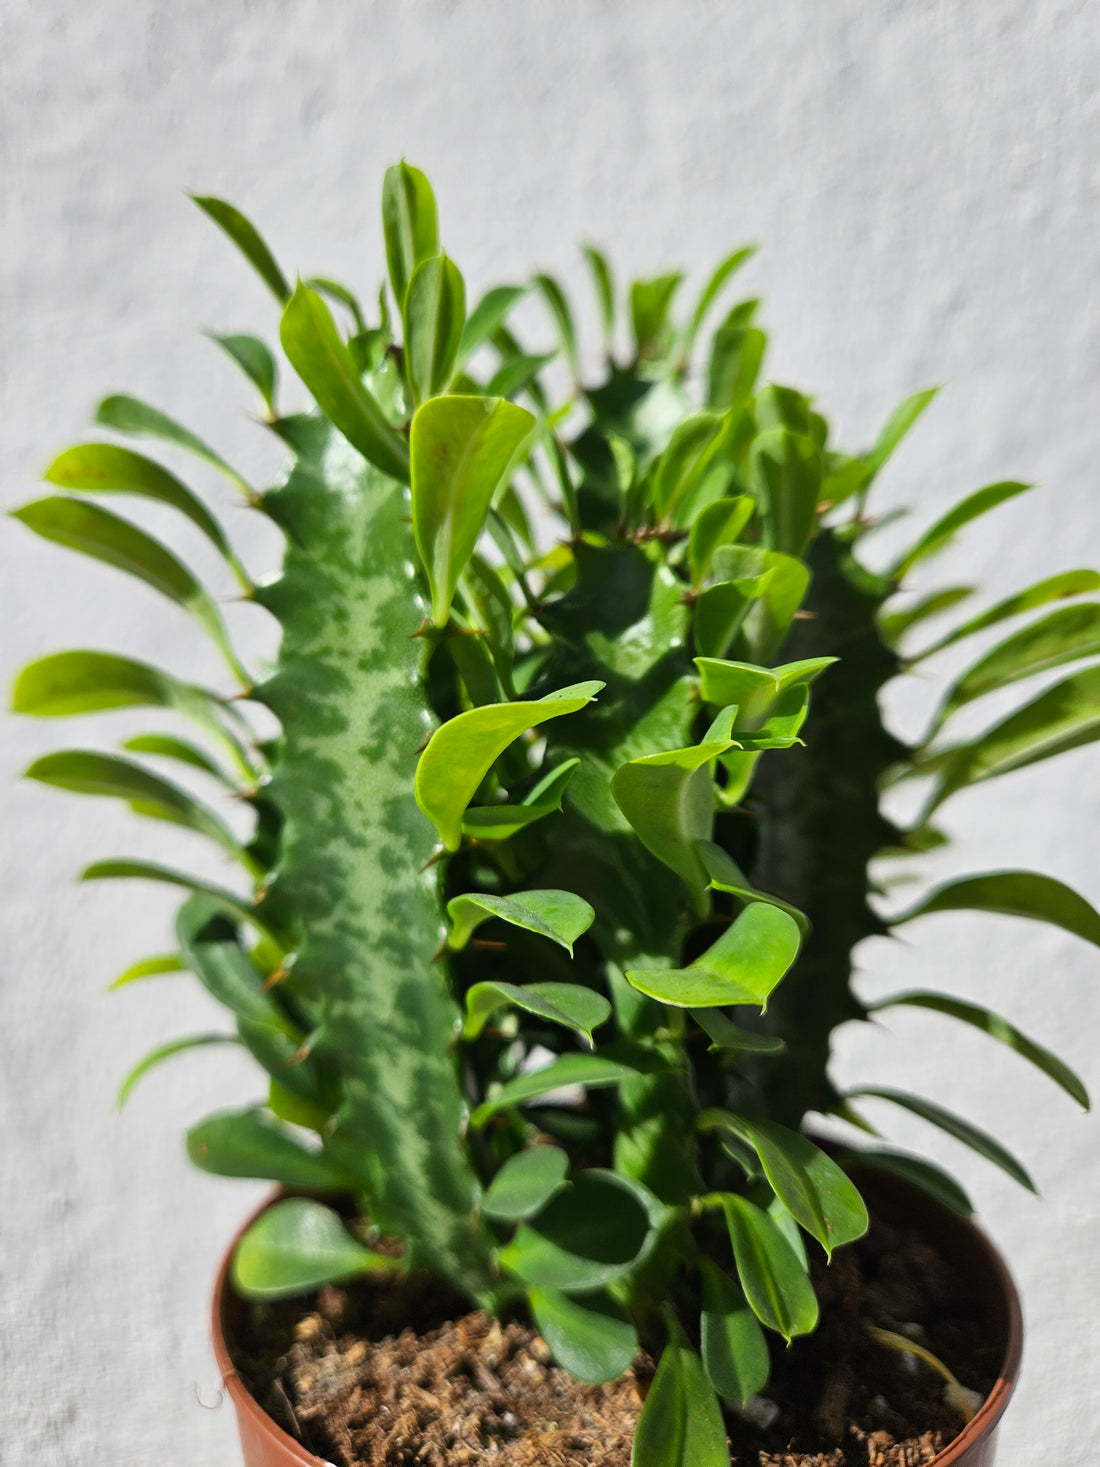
top-left (12, 162), bottom-right (1095, 1466)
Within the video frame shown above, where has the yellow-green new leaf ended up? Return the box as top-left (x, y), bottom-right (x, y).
top-left (108, 952), bottom-right (185, 990)
top-left (416, 681), bottom-right (602, 849)
top-left (463, 980), bottom-right (610, 1047)
top-left (404, 253), bottom-right (466, 404)
top-left (95, 394), bottom-right (251, 493)
top-left (461, 759), bottom-right (579, 841)
top-left (118, 1032), bottom-right (236, 1107)
top-left (626, 902), bottom-right (801, 1009)
top-left (232, 1198), bottom-right (399, 1300)
top-left (191, 195), bottom-right (290, 303)
top-left (449, 889), bottom-right (595, 955)
top-left (471, 1053), bottom-right (649, 1127)
top-left (410, 394), bottom-right (536, 627)
top-left (382, 161), bottom-right (438, 308)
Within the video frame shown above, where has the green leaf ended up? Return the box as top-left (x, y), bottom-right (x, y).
top-left (81, 857), bottom-right (277, 940)
top-left (879, 587), bottom-right (975, 645)
top-left (95, 394), bottom-right (250, 492)
top-left (461, 758), bottom-right (578, 841)
top-left (533, 272), bottom-right (580, 379)
top-left (25, 749), bottom-right (242, 855)
top-left (463, 980), bottom-right (610, 1046)
top-left (890, 481), bottom-right (1033, 579)
top-left (176, 896), bottom-right (282, 1026)
top-left (701, 1114), bottom-right (868, 1256)
top-left (123, 733), bottom-right (229, 782)
top-left (751, 428), bottom-right (822, 560)
top-left (694, 577), bottom-right (768, 660)
top-left (740, 550), bottom-right (812, 663)
top-left (632, 1315), bottom-right (730, 1467)
top-left (107, 952), bottom-right (185, 990)
top-left (381, 161), bottom-right (438, 308)
top-left (190, 194), bottom-right (290, 303)
top-left (693, 658), bottom-right (778, 721)
top-left (231, 1198), bottom-right (399, 1300)
top-left (499, 1170), bottom-right (656, 1291)
top-left (722, 1194), bottom-right (819, 1340)
top-left (409, 394), bottom-right (535, 626)
top-left (486, 350), bottom-right (556, 401)
top-left (403, 253), bottom-right (466, 404)
top-left (684, 247), bottom-right (756, 361)
top-left (280, 282), bottom-right (409, 481)
top-left (695, 840), bottom-right (810, 936)
top-left (117, 1032), bottom-right (235, 1106)
top-left (44, 442), bottom-right (247, 579)
top-left (529, 1286), bottom-right (637, 1385)
top-left (482, 1147), bottom-right (570, 1220)
top-left (626, 903), bottom-right (801, 1009)
top-left (893, 869), bottom-right (1100, 951)
top-left (471, 1053), bottom-right (649, 1127)
top-left (416, 680), bottom-right (602, 849)
top-left (457, 284), bottom-right (528, 367)
top-left (207, 332), bottom-right (278, 410)
top-left (706, 324), bottom-right (765, 411)
top-left (926, 667), bottom-right (1100, 809)
top-left (581, 245), bottom-right (616, 350)
top-left (652, 413), bottom-right (727, 522)
top-left (186, 1107), bottom-right (350, 1187)
top-left (847, 1087), bottom-right (1037, 1192)
top-left (863, 387), bottom-right (939, 480)
top-left (868, 990), bottom-right (1088, 1109)
top-left (912, 570), bottom-right (1100, 660)
top-left (932, 604), bottom-right (1100, 729)
top-left (631, 273), bottom-right (684, 359)
top-left (690, 1008), bottom-right (785, 1055)
top-left (699, 1259), bottom-right (770, 1405)
top-left (306, 277), bottom-right (367, 332)
top-left (847, 1149), bottom-right (974, 1218)
top-left (688, 496), bottom-right (755, 586)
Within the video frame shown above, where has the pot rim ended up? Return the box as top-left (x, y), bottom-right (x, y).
top-left (211, 1180), bottom-right (1023, 1467)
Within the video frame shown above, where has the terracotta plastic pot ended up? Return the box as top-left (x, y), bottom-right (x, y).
top-left (211, 1170), bottom-right (1023, 1467)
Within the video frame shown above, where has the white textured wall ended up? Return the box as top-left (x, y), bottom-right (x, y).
top-left (3, 3), bottom-right (1099, 1462)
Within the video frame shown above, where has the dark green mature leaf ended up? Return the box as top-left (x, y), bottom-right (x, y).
top-left (847, 1087), bottom-right (1037, 1191)
top-left (848, 1150), bottom-right (974, 1218)
top-left (869, 990), bottom-right (1088, 1108)
top-left (95, 394), bottom-right (250, 492)
top-left (482, 1147), bottom-right (569, 1220)
top-left (688, 496), bottom-right (755, 586)
top-left (118, 1032), bottom-right (235, 1106)
top-left (186, 1107), bottom-right (350, 1187)
top-left (581, 245), bottom-right (616, 351)
top-left (912, 570), bottom-right (1100, 660)
top-left (691, 1008), bottom-right (785, 1055)
top-left (463, 981), bottom-right (610, 1046)
top-left (632, 1315), bottom-right (730, 1467)
top-left (176, 896), bottom-right (282, 1025)
top-left (232, 1198), bottom-right (399, 1300)
top-left (191, 195), bottom-right (290, 303)
top-left (108, 951), bottom-right (185, 990)
top-left (461, 759), bottom-right (578, 840)
top-left (12, 498), bottom-right (246, 678)
top-left (699, 1259), bottom-right (769, 1405)
top-left (404, 254), bottom-right (466, 404)
top-left (416, 680), bottom-right (602, 849)
top-left (529, 1286), bottom-right (637, 1385)
top-left (932, 604), bottom-right (1100, 729)
top-left (207, 332), bottom-right (278, 410)
top-left (701, 1114), bottom-right (867, 1256)
top-left (631, 273), bottom-right (684, 359)
top-left (533, 273), bottom-right (580, 379)
top-left (722, 1195), bottom-right (819, 1340)
top-left (81, 858), bottom-right (277, 940)
top-left (471, 1053), bottom-right (649, 1127)
top-left (893, 870), bottom-right (1100, 950)
top-left (890, 482), bottom-right (1033, 580)
top-left (26, 749), bottom-right (242, 855)
top-left (863, 387), bottom-right (939, 480)
top-left (626, 903), bottom-right (801, 1008)
top-left (499, 1170), bottom-right (656, 1291)
top-left (751, 428), bottom-right (822, 560)
top-left (280, 283), bottom-right (409, 480)
top-left (410, 394), bottom-right (535, 626)
top-left (382, 161), bottom-right (438, 308)
top-left (683, 247), bottom-right (756, 361)
top-left (44, 442), bottom-right (247, 581)
top-left (926, 667), bottom-right (1100, 809)
top-left (458, 284), bottom-right (528, 367)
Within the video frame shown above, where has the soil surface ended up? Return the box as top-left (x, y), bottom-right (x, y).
top-left (227, 1204), bottom-right (999, 1467)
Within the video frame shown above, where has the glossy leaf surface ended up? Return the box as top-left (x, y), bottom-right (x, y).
top-left (232, 1198), bottom-right (397, 1300)
top-left (722, 1195), bottom-right (819, 1340)
top-left (632, 1315), bottom-right (730, 1467)
top-left (382, 161), bottom-right (438, 307)
top-left (626, 903), bottom-right (801, 1008)
top-left (404, 253), bottom-right (466, 403)
top-left (471, 1053), bottom-right (648, 1127)
top-left (463, 980), bottom-right (610, 1046)
top-left (529, 1286), bottom-right (637, 1384)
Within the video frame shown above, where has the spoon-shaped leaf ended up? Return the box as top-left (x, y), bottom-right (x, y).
top-left (186, 1107), bottom-right (350, 1187)
top-left (280, 282), bottom-right (409, 481)
top-left (410, 394), bottom-right (536, 627)
top-left (416, 681), bottom-right (602, 849)
top-left (688, 495), bottom-right (755, 586)
top-left (471, 1052), bottom-right (651, 1127)
top-left (722, 1195), bottom-right (819, 1341)
top-left (694, 658), bottom-right (779, 720)
top-left (632, 1314), bottom-right (730, 1467)
top-left (232, 1198), bottom-right (399, 1300)
top-left (11, 499), bottom-right (247, 680)
top-left (95, 394), bottom-right (251, 493)
top-left (448, 889), bottom-right (595, 954)
top-left (751, 427), bottom-right (822, 560)
top-left (847, 1087), bottom-right (1037, 1192)
top-left (463, 980), bottom-right (610, 1046)
top-left (631, 272), bottom-right (684, 359)
top-left (499, 1170), bottom-right (656, 1291)
top-left (869, 990), bottom-right (1089, 1108)
top-left (382, 161), bottom-right (438, 308)
top-left (627, 903), bottom-right (801, 1009)
top-left (45, 442), bottom-right (249, 584)
top-left (699, 1259), bottom-right (769, 1405)
top-left (482, 1146), bottom-right (569, 1221)
top-left (893, 869), bottom-right (1100, 950)
top-left (529, 1286), bottom-right (638, 1385)
top-left (190, 195), bottom-right (290, 303)
top-left (404, 253), bottom-right (466, 404)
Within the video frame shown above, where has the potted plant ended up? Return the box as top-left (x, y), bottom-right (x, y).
top-left (14, 161), bottom-right (1095, 1466)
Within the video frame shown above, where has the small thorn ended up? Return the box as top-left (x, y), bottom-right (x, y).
top-left (470, 939), bottom-right (507, 951)
top-left (419, 846), bottom-right (446, 872)
top-left (262, 965), bottom-right (290, 992)
top-left (794, 609), bottom-right (815, 620)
